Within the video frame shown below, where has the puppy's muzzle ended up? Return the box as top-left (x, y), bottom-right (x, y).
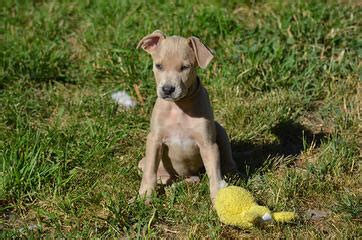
top-left (162, 85), bottom-right (175, 95)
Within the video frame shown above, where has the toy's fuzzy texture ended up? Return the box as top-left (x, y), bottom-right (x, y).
top-left (272, 212), bottom-right (296, 222)
top-left (215, 186), bottom-right (296, 228)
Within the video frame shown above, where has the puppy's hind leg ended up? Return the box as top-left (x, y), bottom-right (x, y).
top-left (138, 157), bottom-right (174, 185)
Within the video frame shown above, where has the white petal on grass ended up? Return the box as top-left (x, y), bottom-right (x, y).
top-left (111, 91), bottom-right (137, 109)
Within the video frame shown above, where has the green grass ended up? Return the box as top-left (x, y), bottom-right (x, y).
top-left (1, 0), bottom-right (360, 238)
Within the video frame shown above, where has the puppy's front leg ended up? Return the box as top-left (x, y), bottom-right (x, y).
top-left (199, 143), bottom-right (227, 202)
top-left (139, 133), bottom-right (162, 198)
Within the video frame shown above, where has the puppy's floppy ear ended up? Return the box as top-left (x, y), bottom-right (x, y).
top-left (137, 30), bottom-right (166, 53)
top-left (188, 36), bottom-right (214, 69)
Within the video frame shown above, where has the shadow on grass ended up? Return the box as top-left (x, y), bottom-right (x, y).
top-left (231, 120), bottom-right (328, 178)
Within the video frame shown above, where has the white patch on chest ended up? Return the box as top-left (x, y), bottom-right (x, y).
top-left (164, 133), bottom-right (197, 150)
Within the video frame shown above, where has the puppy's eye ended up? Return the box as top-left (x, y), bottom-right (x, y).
top-left (155, 64), bottom-right (163, 70)
top-left (180, 65), bottom-right (190, 71)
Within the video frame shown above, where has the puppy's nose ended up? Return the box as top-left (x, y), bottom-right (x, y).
top-left (162, 85), bottom-right (175, 95)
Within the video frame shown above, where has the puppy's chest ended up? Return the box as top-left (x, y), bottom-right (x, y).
top-left (163, 132), bottom-right (197, 151)
top-left (161, 114), bottom-right (198, 149)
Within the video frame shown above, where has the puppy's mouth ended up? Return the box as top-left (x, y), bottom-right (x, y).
top-left (162, 96), bottom-right (175, 101)
top-left (160, 93), bottom-right (185, 101)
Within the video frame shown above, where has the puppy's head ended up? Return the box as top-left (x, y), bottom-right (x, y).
top-left (137, 30), bottom-right (213, 101)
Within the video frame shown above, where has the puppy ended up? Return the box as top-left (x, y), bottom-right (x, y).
top-left (137, 30), bottom-right (237, 202)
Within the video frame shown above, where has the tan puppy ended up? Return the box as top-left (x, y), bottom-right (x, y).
top-left (137, 30), bottom-right (237, 202)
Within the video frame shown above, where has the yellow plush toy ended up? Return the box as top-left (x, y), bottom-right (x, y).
top-left (215, 186), bottom-right (296, 228)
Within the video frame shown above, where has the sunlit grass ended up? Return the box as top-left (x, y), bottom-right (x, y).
top-left (1, 0), bottom-right (360, 238)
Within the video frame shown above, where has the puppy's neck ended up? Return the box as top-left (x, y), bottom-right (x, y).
top-left (167, 76), bottom-right (203, 115)
top-left (178, 76), bottom-right (201, 102)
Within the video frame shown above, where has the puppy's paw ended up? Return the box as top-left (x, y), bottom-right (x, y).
top-left (218, 179), bottom-right (228, 189)
top-left (139, 183), bottom-right (153, 195)
top-left (138, 191), bottom-right (152, 205)
top-left (184, 176), bottom-right (200, 184)
top-left (209, 180), bottom-right (228, 206)
top-left (144, 197), bottom-right (152, 205)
